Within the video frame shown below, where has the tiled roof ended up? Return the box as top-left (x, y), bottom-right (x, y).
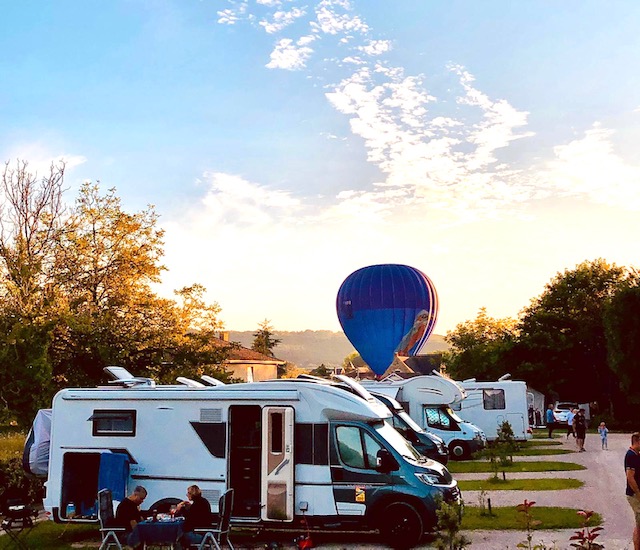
top-left (211, 337), bottom-right (284, 363)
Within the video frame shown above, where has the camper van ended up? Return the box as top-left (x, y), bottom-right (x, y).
top-left (26, 367), bottom-right (460, 548)
top-left (291, 374), bottom-right (449, 465)
top-left (361, 373), bottom-right (486, 459)
top-left (455, 378), bottom-right (531, 441)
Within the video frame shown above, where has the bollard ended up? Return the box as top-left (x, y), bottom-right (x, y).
top-left (487, 498), bottom-right (492, 515)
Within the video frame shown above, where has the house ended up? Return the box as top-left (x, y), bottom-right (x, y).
top-left (214, 332), bottom-right (286, 382)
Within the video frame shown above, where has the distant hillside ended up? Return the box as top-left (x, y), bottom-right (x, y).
top-left (228, 330), bottom-right (449, 368)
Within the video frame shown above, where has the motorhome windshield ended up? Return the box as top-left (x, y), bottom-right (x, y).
top-left (375, 422), bottom-right (422, 462)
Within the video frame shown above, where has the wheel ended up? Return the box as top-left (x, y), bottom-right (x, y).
top-left (449, 440), bottom-right (469, 460)
top-left (379, 501), bottom-right (424, 549)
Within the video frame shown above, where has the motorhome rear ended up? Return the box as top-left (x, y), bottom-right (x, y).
top-left (455, 378), bottom-right (531, 441)
top-left (27, 369), bottom-right (459, 548)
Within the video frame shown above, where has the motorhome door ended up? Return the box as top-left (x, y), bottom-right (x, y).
top-left (261, 407), bottom-right (294, 521)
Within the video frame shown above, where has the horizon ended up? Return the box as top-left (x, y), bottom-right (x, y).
top-left (3, 1), bottom-right (640, 334)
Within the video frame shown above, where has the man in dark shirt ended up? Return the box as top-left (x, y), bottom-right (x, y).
top-left (115, 485), bottom-right (147, 549)
top-left (176, 485), bottom-right (212, 548)
top-left (625, 432), bottom-right (640, 550)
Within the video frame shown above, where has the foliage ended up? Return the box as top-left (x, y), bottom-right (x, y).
top-left (432, 498), bottom-right (470, 550)
top-left (516, 499), bottom-right (544, 550)
top-left (0, 457), bottom-right (44, 508)
top-left (0, 163), bottom-right (233, 424)
top-left (443, 307), bottom-right (517, 381)
top-left (603, 273), bottom-right (640, 406)
top-left (569, 510), bottom-right (604, 549)
top-left (480, 421), bottom-right (519, 480)
top-left (251, 319), bottom-right (281, 358)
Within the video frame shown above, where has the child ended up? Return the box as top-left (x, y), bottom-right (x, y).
top-left (598, 421), bottom-right (609, 450)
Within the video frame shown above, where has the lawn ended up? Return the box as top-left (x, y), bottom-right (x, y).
top-left (512, 447), bottom-right (573, 456)
top-left (461, 505), bottom-right (602, 530)
top-left (458, 477), bottom-right (584, 491)
top-left (0, 431), bottom-right (27, 462)
top-left (0, 522), bottom-right (98, 549)
top-left (448, 460), bottom-right (586, 474)
top-left (522, 440), bottom-right (563, 447)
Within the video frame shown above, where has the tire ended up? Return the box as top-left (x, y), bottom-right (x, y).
top-left (449, 440), bottom-right (469, 460)
top-left (379, 501), bottom-right (424, 549)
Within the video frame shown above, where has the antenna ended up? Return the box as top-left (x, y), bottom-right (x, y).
top-left (176, 377), bottom-right (205, 387)
top-left (498, 373), bottom-right (512, 381)
top-left (201, 375), bottom-right (225, 386)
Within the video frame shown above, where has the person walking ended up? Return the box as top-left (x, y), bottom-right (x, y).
top-left (598, 421), bottom-right (609, 450)
top-left (566, 407), bottom-right (576, 439)
top-left (625, 432), bottom-right (640, 550)
top-left (545, 405), bottom-right (556, 438)
top-left (573, 408), bottom-right (587, 451)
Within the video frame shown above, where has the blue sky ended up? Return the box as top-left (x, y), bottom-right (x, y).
top-left (3, 1), bottom-right (640, 335)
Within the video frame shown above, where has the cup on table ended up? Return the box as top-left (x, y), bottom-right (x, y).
top-left (170, 506), bottom-right (177, 519)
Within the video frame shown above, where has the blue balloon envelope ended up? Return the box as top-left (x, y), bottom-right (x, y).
top-left (336, 264), bottom-right (439, 376)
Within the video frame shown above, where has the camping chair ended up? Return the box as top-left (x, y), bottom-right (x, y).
top-left (0, 488), bottom-right (38, 550)
top-left (98, 489), bottom-right (125, 550)
top-left (193, 488), bottom-right (235, 550)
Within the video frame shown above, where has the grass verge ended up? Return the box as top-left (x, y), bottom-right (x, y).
top-left (522, 440), bottom-right (563, 447)
top-left (448, 460), bottom-right (586, 474)
top-left (512, 448), bottom-right (573, 456)
top-left (0, 522), bottom-right (98, 550)
top-left (458, 477), bottom-right (583, 491)
top-left (461, 505), bottom-right (602, 530)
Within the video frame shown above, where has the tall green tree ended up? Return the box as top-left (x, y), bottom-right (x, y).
top-left (514, 259), bottom-right (628, 413)
top-left (252, 319), bottom-right (281, 357)
top-left (603, 271), bottom-right (640, 406)
top-left (443, 308), bottom-right (517, 381)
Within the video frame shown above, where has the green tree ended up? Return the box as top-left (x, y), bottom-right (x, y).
top-left (252, 319), bottom-right (281, 357)
top-left (514, 259), bottom-right (628, 413)
top-left (603, 272), bottom-right (640, 406)
top-left (443, 308), bottom-right (517, 381)
top-left (0, 160), bottom-right (65, 423)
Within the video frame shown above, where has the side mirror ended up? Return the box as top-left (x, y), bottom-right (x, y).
top-left (376, 449), bottom-right (399, 473)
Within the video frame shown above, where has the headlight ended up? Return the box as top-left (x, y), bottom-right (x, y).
top-left (415, 472), bottom-right (441, 485)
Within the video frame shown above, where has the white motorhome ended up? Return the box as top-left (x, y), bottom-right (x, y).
top-left (361, 373), bottom-right (486, 459)
top-left (26, 367), bottom-right (460, 549)
top-left (454, 377), bottom-right (531, 441)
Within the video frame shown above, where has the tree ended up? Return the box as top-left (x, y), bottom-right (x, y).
top-left (514, 259), bottom-right (628, 414)
top-left (443, 308), bottom-right (517, 381)
top-left (251, 319), bottom-right (281, 357)
top-left (0, 160), bottom-right (65, 423)
top-left (603, 271), bottom-right (640, 406)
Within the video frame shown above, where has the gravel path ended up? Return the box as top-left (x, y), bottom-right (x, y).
top-left (453, 431), bottom-right (634, 549)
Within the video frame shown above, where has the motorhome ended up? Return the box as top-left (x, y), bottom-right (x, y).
top-left (25, 367), bottom-right (460, 549)
top-left (455, 377), bottom-right (531, 441)
top-left (291, 374), bottom-right (449, 465)
top-left (361, 373), bottom-right (486, 459)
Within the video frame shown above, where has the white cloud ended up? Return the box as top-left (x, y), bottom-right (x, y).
top-left (259, 7), bottom-right (306, 34)
top-left (545, 124), bottom-right (640, 209)
top-left (358, 39), bottom-right (392, 56)
top-left (266, 37), bottom-right (314, 70)
top-left (2, 142), bottom-right (87, 176)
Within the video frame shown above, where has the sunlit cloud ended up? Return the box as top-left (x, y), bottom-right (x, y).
top-left (266, 37), bottom-right (315, 70)
top-left (260, 7), bottom-right (306, 34)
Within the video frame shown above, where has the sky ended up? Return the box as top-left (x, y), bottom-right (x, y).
top-left (2, 0), bottom-right (640, 336)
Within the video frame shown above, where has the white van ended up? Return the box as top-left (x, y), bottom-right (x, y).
top-left (25, 367), bottom-right (460, 549)
top-left (361, 372), bottom-right (486, 459)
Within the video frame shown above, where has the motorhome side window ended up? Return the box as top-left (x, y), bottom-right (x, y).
top-left (89, 409), bottom-right (136, 436)
top-left (336, 426), bottom-right (382, 470)
top-left (483, 389), bottom-right (506, 410)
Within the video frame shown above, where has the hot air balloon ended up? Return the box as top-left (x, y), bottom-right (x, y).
top-left (336, 264), bottom-right (438, 376)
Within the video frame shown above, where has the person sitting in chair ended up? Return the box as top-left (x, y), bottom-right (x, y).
top-left (115, 485), bottom-right (147, 549)
top-left (176, 485), bottom-right (212, 548)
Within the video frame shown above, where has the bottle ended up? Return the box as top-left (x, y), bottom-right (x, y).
top-left (66, 502), bottom-right (76, 518)
top-left (152, 509), bottom-right (158, 522)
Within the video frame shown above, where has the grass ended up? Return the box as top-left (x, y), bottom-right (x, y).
top-left (458, 477), bottom-right (584, 491)
top-left (448, 460), bottom-right (586, 474)
top-left (0, 431), bottom-right (27, 462)
top-left (461, 505), bottom-right (603, 530)
top-left (531, 431), bottom-right (563, 439)
top-left (0, 521), bottom-right (98, 549)
top-left (522, 440), bottom-right (563, 447)
top-left (512, 447), bottom-right (573, 456)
